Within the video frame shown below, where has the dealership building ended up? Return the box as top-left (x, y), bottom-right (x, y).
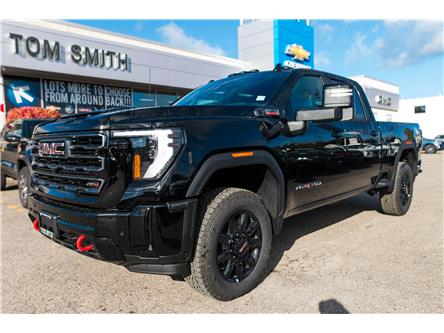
top-left (0, 19), bottom-right (315, 128)
top-left (351, 75), bottom-right (444, 138)
top-left (0, 19), bottom-right (442, 138)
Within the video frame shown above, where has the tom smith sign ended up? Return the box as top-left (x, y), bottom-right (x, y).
top-left (9, 33), bottom-right (129, 71)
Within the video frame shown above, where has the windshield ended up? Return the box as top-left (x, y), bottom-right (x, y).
top-left (174, 71), bottom-right (291, 107)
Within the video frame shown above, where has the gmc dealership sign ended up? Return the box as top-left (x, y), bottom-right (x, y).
top-left (9, 33), bottom-right (129, 71)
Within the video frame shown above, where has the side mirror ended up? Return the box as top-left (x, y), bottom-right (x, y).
top-left (323, 84), bottom-right (353, 108)
top-left (5, 134), bottom-right (20, 143)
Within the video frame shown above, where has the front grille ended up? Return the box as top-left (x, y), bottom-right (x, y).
top-left (32, 133), bottom-right (107, 195)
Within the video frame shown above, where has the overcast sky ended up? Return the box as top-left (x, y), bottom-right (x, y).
top-left (69, 19), bottom-right (444, 99)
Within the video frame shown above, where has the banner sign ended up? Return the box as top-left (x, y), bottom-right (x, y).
top-left (42, 79), bottom-right (132, 114)
top-left (4, 77), bottom-right (41, 111)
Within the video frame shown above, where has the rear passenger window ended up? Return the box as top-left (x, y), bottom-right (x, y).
top-left (289, 76), bottom-right (323, 111)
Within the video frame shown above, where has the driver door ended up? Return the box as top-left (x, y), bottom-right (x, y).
top-left (284, 74), bottom-right (350, 215)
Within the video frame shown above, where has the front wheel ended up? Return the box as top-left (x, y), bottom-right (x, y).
top-left (18, 167), bottom-right (31, 208)
top-left (379, 161), bottom-right (414, 216)
top-left (185, 188), bottom-right (272, 301)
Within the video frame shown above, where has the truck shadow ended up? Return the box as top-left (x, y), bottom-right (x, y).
top-left (268, 192), bottom-right (380, 276)
top-left (2, 184), bottom-right (18, 191)
top-left (318, 299), bottom-right (350, 314)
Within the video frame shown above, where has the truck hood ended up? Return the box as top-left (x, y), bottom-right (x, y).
top-left (33, 105), bottom-right (259, 134)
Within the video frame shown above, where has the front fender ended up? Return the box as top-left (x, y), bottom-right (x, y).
top-left (186, 149), bottom-right (286, 234)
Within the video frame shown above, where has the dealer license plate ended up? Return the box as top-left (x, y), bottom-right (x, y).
top-left (39, 211), bottom-right (58, 239)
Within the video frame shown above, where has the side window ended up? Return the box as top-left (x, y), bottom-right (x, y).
top-left (353, 90), bottom-right (367, 121)
top-left (2, 124), bottom-right (14, 139)
top-left (289, 76), bottom-right (323, 112)
top-left (11, 122), bottom-right (23, 137)
top-left (2, 122), bottom-right (21, 140)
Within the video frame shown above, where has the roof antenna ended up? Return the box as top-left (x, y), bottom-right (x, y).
top-left (274, 63), bottom-right (282, 72)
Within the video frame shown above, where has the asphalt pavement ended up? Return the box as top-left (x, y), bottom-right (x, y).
top-left (1, 153), bottom-right (443, 313)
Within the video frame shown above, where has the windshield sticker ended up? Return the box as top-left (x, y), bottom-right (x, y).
top-left (256, 95), bottom-right (266, 101)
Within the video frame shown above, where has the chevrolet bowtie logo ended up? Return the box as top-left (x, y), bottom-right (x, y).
top-left (285, 44), bottom-right (310, 62)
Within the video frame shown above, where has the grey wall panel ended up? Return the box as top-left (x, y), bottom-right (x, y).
top-left (237, 20), bottom-right (273, 39)
top-left (239, 43), bottom-right (274, 61)
top-left (238, 21), bottom-right (275, 71)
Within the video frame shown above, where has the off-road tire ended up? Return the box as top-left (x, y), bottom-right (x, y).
top-left (18, 167), bottom-right (31, 208)
top-left (0, 173), bottom-right (6, 191)
top-left (380, 161), bottom-right (414, 216)
top-left (185, 187), bottom-right (273, 301)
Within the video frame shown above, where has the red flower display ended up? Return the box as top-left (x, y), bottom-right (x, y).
top-left (6, 106), bottom-right (60, 124)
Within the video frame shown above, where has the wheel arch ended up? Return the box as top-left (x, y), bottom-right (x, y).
top-left (186, 150), bottom-right (285, 234)
top-left (387, 142), bottom-right (418, 193)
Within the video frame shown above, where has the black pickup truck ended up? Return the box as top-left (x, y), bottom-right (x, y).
top-left (28, 68), bottom-right (421, 301)
top-left (1, 119), bottom-right (51, 207)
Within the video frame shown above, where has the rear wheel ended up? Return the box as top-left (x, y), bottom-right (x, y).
top-left (424, 144), bottom-right (437, 154)
top-left (185, 187), bottom-right (272, 301)
top-left (1, 173), bottom-right (6, 191)
top-left (18, 167), bottom-right (31, 208)
top-left (380, 161), bottom-right (414, 216)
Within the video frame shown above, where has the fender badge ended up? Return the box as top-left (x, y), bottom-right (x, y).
top-left (295, 180), bottom-right (322, 191)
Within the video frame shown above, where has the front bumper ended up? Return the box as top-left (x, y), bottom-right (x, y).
top-left (28, 194), bottom-right (197, 276)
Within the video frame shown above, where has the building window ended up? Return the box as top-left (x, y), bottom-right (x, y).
top-left (133, 91), bottom-right (155, 107)
top-left (133, 90), bottom-right (179, 107)
top-left (156, 92), bottom-right (178, 106)
top-left (414, 105), bottom-right (426, 113)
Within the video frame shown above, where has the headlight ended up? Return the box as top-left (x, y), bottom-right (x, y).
top-left (112, 128), bottom-right (184, 180)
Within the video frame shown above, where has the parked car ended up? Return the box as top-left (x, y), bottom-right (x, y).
top-left (28, 68), bottom-right (422, 301)
top-left (434, 134), bottom-right (444, 144)
top-left (422, 137), bottom-right (442, 154)
top-left (0, 119), bottom-right (51, 207)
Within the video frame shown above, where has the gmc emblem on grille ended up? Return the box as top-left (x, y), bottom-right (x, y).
top-left (38, 142), bottom-right (65, 156)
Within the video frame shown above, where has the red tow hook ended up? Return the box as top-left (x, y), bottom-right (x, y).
top-left (76, 235), bottom-right (94, 252)
top-left (33, 218), bottom-right (40, 231)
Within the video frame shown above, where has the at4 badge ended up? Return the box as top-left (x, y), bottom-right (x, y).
top-left (295, 180), bottom-right (322, 191)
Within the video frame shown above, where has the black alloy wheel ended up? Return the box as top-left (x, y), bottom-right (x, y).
top-left (399, 172), bottom-right (411, 207)
top-left (379, 161), bottom-right (414, 216)
top-left (216, 211), bottom-right (262, 283)
top-left (185, 187), bottom-right (273, 301)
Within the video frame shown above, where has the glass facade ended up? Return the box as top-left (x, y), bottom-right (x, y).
top-left (132, 91), bottom-right (156, 107)
top-left (3, 75), bottom-right (188, 116)
top-left (133, 90), bottom-right (181, 108)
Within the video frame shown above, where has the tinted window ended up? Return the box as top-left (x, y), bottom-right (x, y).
top-left (2, 122), bottom-right (21, 140)
top-left (174, 71), bottom-right (290, 107)
top-left (11, 122), bottom-right (22, 137)
top-left (289, 76), bottom-right (323, 111)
